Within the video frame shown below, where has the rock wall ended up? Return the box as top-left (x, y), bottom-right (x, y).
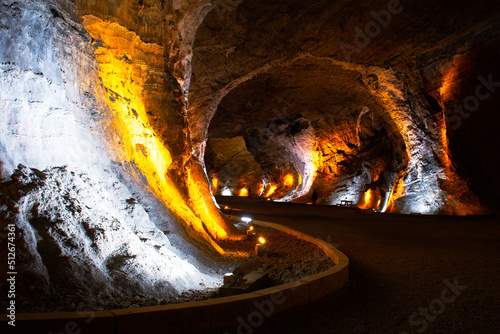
top-left (1, 0), bottom-right (498, 313)
top-left (74, 0), bottom-right (238, 246)
top-left (0, 0), bottom-right (233, 310)
top-left (196, 0), bottom-right (497, 215)
top-left (205, 136), bottom-right (263, 196)
top-left (417, 24), bottom-right (500, 214)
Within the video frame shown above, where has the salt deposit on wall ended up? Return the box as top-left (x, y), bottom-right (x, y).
top-left (0, 0), bottom-right (220, 305)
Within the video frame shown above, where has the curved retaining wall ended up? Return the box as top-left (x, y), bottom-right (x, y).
top-left (3, 220), bottom-right (349, 334)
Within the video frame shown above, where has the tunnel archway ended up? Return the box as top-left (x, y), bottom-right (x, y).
top-left (190, 0), bottom-right (488, 215)
top-left (1, 0), bottom-right (499, 317)
top-left (203, 59), bottom-right (400, 209)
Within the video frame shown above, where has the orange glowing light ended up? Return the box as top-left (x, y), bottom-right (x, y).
top-left (82, 16), bottom-right (229, 253)
top-left (212, 177), bottom-right (218, 191)
top-left (386, 178), bottom-right (406, 213)
top-left (258, 237), bottom-right (266, 244)
top-left (249, 225), bottom-right (254, 231)
top-left (284, 174), bottom-right (294, 187)
top-left (264, 185), bottom-right (277, 198)
top-left (296, 173), bottom-right (303, 192)
top-left (358, 189), bottom-right (373, 210)
top-left (439, 73), bottom-right (453, 99)
top-left (439, 61), bottom-right (461, 101)
top-left (239, 188), bottom-right (248, 197)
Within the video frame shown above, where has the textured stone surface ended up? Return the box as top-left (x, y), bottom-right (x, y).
top-left (194, 0), bottom-right (499, 214)
top-left (1, 0), bottom-right (499, 315)
top-left (0, 0), bottom-right (230, 310)
top-left (205, 136), bottom-right (263, 196)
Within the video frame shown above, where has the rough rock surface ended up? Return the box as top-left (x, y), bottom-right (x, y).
top-left (0, 165), bottom-right (219, 310)
top-left (0, 0), bottom-right (230, 309)
top-left (1, 0), bottom-right (499, 316)
top-left (205, 136), bottom-right (263, 196)
top-left (194, 0), bottom-right (499, 214)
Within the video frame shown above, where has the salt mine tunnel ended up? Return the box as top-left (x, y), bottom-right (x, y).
top-left (0, 0), bottom-right (499, 333)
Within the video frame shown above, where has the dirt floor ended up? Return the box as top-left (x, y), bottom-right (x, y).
top-left (215, 196), bottom-right (500, 334)
top-left (219, 225), bottom-right (333, 285)
top-left (10, 219), bottom-right (332, 313)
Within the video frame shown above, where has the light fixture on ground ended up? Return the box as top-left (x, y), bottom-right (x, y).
top-left (221, 188), bottom-right (232, 196)
top-left (255, 237), bottom-right (269, 256)
top-left (246, 225), bottom-right (257, 241)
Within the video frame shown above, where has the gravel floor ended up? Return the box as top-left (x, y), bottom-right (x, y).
top-left (216, 197), bottom-right (500, 334)
top-left (10, 220), bottom-right (332, 313)
top-left (218, 225), bottom-right (333, 285)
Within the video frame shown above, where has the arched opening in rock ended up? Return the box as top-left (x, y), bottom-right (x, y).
top-left (204, 61), bottom-right (399, 210)
top-left (190, 0), bottom-right (495, 216)
top-left (1, 0), bottom-right (498, 317)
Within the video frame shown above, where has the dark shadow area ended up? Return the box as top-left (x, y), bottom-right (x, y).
top-left (215, 196), bottom-right (500, 333)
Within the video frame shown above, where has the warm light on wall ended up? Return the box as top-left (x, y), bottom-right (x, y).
top-left (82, 15), bottom-right (229, 252)
top-left (284, 174), bottom-right (294, 187)
top-left (296, 172), bottom-right (303, 191)
top-left (239, 188), bottom-right (248, 197)
top-left (358, 188), bottom-right (384, 210)
top-left (439, 68), bottom-right (456, 100)
top-left (264, 185), bottom-right (277, 197)
top-left (211, 177), bottom-right (218, 192)
top-left (385, 178), bottom-right (405, 212)
top-left (358, 189), bottom-right (372, 210)
top-left (438, 56), bottom-right (466, 102)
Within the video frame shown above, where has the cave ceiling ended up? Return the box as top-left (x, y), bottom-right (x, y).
top-left (188, 0), bottom-right (500, 212)
top-left (190, 0), bottom-right (500, 147)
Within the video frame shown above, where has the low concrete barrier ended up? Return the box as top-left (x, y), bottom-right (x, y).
top-left (2, 221), bottom-right (349, 333)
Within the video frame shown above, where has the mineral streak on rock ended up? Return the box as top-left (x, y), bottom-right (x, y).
top-left (0, 0), bottom-right (228, 308)
top-left (80, 14), bottom-right (237, 255)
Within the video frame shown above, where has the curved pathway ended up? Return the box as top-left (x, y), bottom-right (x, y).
top-left (216, 197), bottom-right (500, 334)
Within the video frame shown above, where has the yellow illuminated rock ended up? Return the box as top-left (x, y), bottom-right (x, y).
top-left (82, 15), bottom-right (237, 254)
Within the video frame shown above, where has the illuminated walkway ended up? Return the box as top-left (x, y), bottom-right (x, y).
top-left (216, 197), bottom-right (500, 334)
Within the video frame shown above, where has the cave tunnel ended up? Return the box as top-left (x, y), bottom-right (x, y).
top-left (1, 0), bottom-right (499, 333)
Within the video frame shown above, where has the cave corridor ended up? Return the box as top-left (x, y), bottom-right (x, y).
top-left (0, 0), bottom-right (499, 333)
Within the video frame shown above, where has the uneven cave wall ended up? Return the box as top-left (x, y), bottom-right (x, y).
top-left (244, 114), bottom-right (317, 201)
top-left (193, 0), bottom-right (496, 214)
top-left (205, 136), bottom-right (263, 197)
top-left (206, 68), bottom-right (395, 207)
top-left (416, 24), bottom-right (500, 214)
top-left (74, 0), bottom-right (238, 246)
top-left (314, 106), bottom-right (394, 209)
top-left (0, 0), bottom-right (222, 308)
